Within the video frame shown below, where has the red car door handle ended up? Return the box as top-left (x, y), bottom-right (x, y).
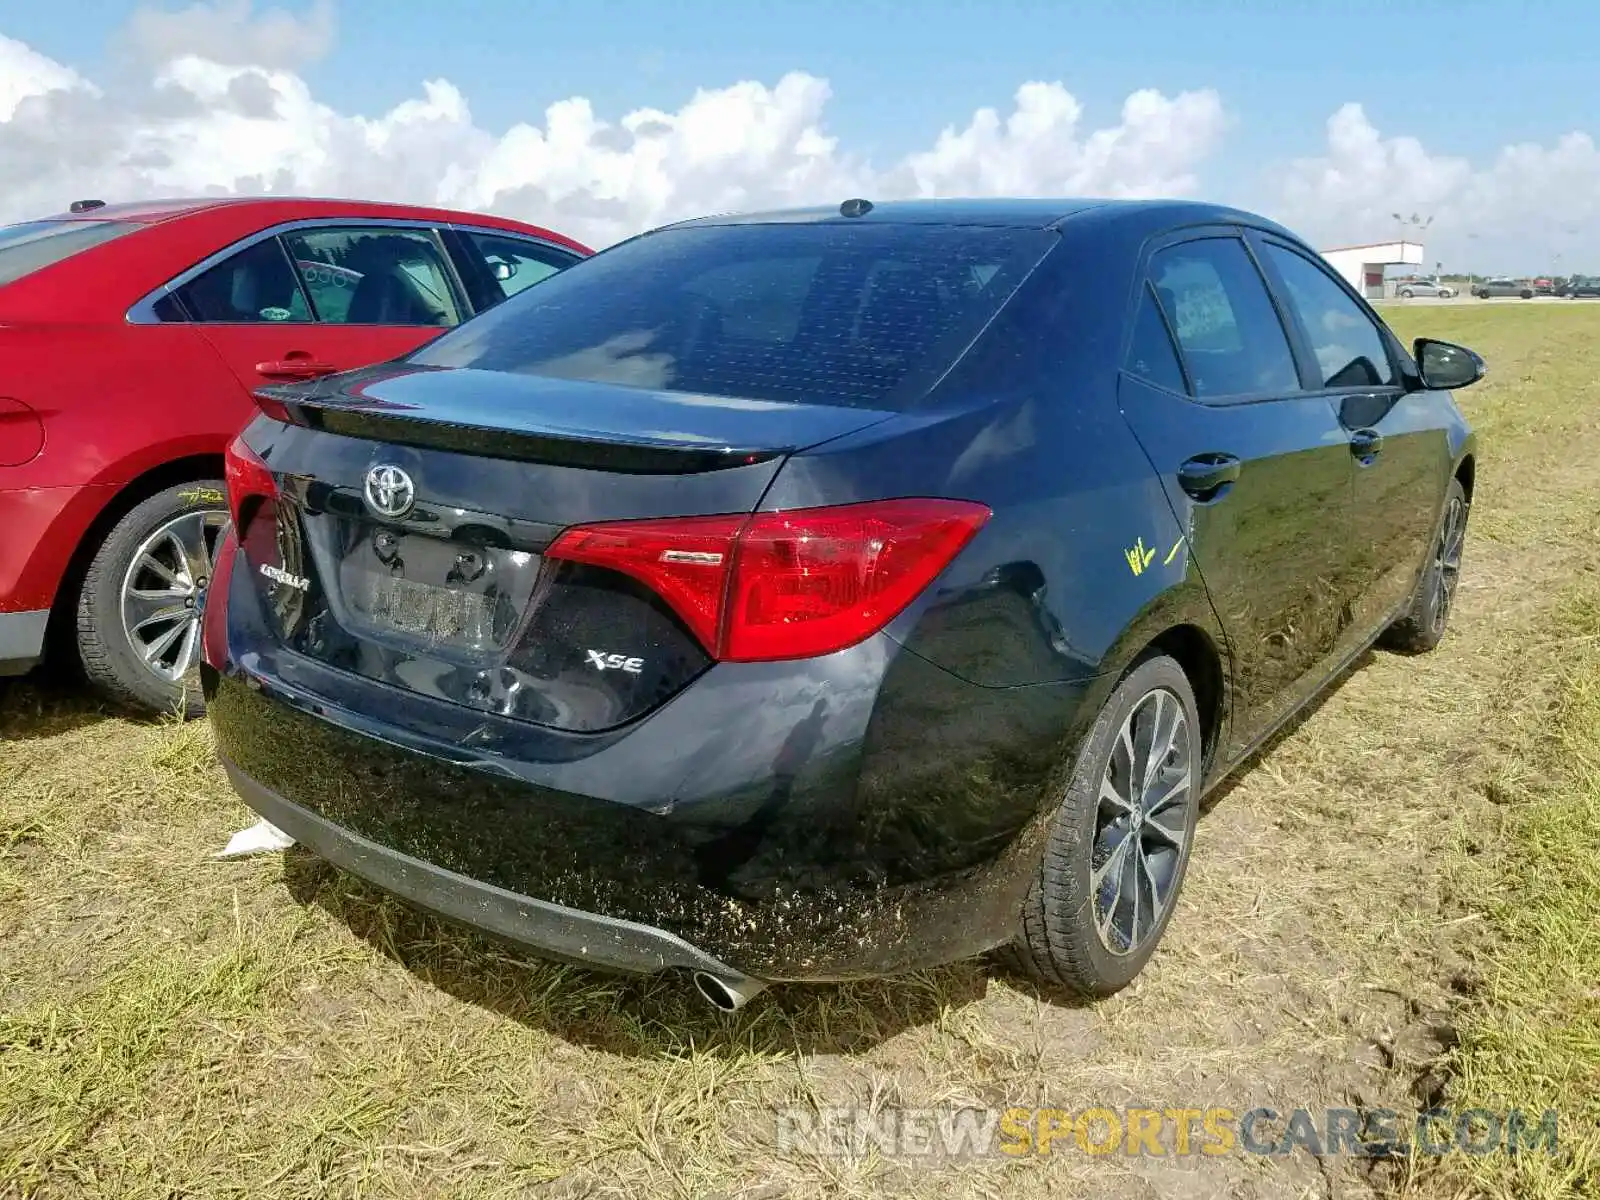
top-left (256, 358), bottom-right (336, 380)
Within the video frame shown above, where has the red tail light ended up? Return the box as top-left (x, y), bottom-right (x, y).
top-left (546, 499), bottom-right (991, 662)
top-left (223, 434), bottom-right (277, 534)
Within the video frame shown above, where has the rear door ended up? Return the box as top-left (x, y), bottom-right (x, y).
top-left (1117, 229), bottom-right (1358, 763)
top-left (1249, 232), bottom-right (1446, 645)
top-left (168, 222), bottom-right (467, 391)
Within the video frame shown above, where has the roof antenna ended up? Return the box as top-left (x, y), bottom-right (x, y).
top-left (839, 198), bottom-right (873, 218)
top-left (69, 199), bottom-right (107, 214)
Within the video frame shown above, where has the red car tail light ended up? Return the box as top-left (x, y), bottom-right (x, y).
top-left (224, 434), bottom-right (277, 535)
top-left (545, 498), bottom-right (991, 662)
top-left (200, 525), bottom-right (237, 671)
top-left (724, 500), bottom-right (991, 660)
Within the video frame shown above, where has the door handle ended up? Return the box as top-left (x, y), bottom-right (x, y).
top-left (256, 357), bottom-right (336, 380)
top-left (1177, 453), bottom-right (1242, 501)
top-left (1350, 428), bottom-right (1384, 462)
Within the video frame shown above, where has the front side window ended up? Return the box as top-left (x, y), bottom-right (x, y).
top-left (0, 220), bottom-right (139, 288)
top-left (282, 227), bottom-right (462, 326)
top-left (174, 239), bottom-right (312, 323)
top-left (461, 231), bottom-right (577, 304)
top-left (411, 222), bottom-right (1056, 410)
top-left (1149, 238), bottom-right (1300, 400)
top-left (1262, 243), bottom-right (1395, 388)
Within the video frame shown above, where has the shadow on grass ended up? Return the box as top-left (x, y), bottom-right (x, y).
top-left (0, 671), bottom-right (127, 743)
top-left (279, 849), bottom-right (1094, 1059)
top-left (252, 641), bottom-right (1398, 1057)
top-left (257, 655), bottom-right (1400, 1057)
top-left (1199, 647), bottom-right (1380, 813)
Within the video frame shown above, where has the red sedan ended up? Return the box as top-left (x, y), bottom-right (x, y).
top-left (0, 197), bottom-right (589, 713)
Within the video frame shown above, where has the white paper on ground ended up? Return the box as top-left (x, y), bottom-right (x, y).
top-left (215, 819), bottom-right (296, 858)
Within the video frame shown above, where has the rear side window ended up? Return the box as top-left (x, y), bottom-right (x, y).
top-left (1125, 286), bottom-right (1187, 393)
top-left (175, 239), bottom-right (312, 323)
top-left (0, 220), bottom-right (139, 287)
top-left (411, 223), bottom-right (1056, 410)
top-left (1149, 238), bottom-right (1300, 400)
top-left (1260, 243), bottom-right (1395, 388)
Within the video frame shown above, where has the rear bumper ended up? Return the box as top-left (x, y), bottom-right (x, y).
top-left (206, 541), bottom-right (1102, 980)
top-left (0, 609), bottom-right (48, 676)
top-left (224, 760), bottom-right (747, 978)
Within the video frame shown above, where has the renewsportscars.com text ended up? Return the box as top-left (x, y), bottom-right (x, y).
top-left (774, 1105), bottom-right (1560, 1160)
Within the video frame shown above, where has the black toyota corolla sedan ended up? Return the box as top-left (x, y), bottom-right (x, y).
top-left (203, 198), bottom-right (1482, 1008)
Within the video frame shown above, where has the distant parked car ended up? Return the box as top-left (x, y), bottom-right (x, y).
top-left (1396, 278), bottom-right (1455, 299)
top-left (0, 197), bottom-right (589, 714)
top-left (1560, 275), bottom-right (1600, 297)
top-left (1473, 277), bottom-right (1534, 299)
top-left (1531, 277), bottom-right (1557, 295)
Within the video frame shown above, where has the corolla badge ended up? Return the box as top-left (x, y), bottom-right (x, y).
top-left (258, 563), bottom-right (310, 591)
top-left (364, 464), bottom-right (416, 519)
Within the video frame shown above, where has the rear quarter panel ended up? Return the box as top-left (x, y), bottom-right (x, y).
top-left (0, 321), bottom-right (248, 610)
top-left (764, 229), bottom-right (1231, 694)
top-left (755, 230), bottom-right (1231, 904)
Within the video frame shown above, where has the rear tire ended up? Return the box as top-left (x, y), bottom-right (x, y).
top-left (76, 480), bottom-right (228, 718)
top-left (1381, 478), bottom-right (1468, 655)
top-left (1002, 655), bottom-right (1201, 996)
top-left (1400, 288), bottom-right (1414, 299)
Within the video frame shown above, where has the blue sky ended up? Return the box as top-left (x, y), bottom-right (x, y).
top-left (12, 0), bottom-right (1591, 174)
top-left (4, 1), bottom-right (1599, 269)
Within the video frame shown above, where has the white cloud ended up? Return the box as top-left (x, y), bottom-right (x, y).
top-left (899, 84), bottom-right (1227, 199)
top-left (0, 15), bottom-right (1225, 248)
top-left (0, 33), bottom-right (94, 121)
top-left (123, 0), bottom-right (335, 69)
top-left (1275, 103), bottom-right (1600, 272)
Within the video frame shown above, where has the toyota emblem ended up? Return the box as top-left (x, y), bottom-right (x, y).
top-left (364, 464), bottom-right (416, 519)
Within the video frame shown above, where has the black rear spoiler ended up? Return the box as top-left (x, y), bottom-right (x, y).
top-left (253, 386), bottom-right (782, 476)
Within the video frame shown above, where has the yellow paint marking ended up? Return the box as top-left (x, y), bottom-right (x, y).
top-left (1163, 538), bottom-right (1183, 566)
top-left (1124, 537), bottom-right (1157, 576)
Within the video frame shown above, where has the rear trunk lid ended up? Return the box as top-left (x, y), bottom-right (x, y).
top-left (234, 364), bottom-right (895, 733)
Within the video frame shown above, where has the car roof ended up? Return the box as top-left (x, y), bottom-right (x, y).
top-left (38, 196), bottom-right (526, 226)
top-left (661, 197), bottom-right (1295, 235)
top-left (40, 198), bottom-right (244, 223)
top-left (30, 195), bottom-right (592, 256)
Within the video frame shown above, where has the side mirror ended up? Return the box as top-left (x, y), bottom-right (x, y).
top-left (491, 261), bottom-right (517, 282)
top-left (1414, 338), bottom-right (1485, 390)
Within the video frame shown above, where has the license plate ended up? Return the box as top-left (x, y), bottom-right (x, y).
top-left (353, 571), bottom-right (494, 645)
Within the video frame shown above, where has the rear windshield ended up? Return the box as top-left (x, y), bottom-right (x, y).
top-left (410, 222), bottom-right (1056, 409)
top-left (0, 220), bottom-right (140, 288)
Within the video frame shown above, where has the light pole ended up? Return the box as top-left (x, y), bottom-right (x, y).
top-left (1391, 213), bottom-right (1434, 284)
top-left (1552, 223), bottom-right (1580, 288)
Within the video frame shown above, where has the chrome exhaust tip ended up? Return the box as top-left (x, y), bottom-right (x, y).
top-left (691, 970), bottom-right (767, 1012)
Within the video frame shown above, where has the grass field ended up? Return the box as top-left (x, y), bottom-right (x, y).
top-left (3, 305), bottom-right (1598, 1199)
